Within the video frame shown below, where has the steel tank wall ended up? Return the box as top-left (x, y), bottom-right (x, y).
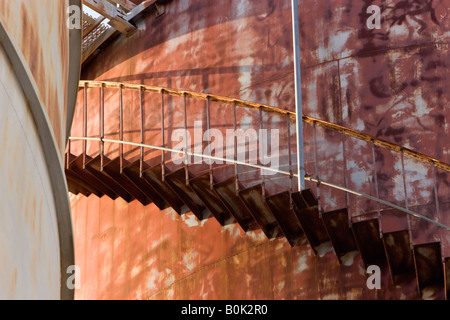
top-left (72, 0), bottom-right (450, 299)
top-left (0, 0), bottom-right (81, 299)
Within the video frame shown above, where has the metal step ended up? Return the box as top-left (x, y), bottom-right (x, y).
top-left (213, 178), bottom-right (257, 232)
top-left (413, 242), bottom-right (445, 299)
top-left (102, 157), bottom-right (151, 206)
top-left (65, 154), bottom-right (99, 197)
top-left (189, 173), bottom-right (233, 226)
top-left (141, 164), bottom-right (186, 215)
top-left (65, 171), bottom-right (92, 197)
top-left (239, 184), bottom-right (282, 239)
top-left (321, 208), bottom-right (358, 265)
top-left (266, 191), bottom-right (305, 247)
top-left (164, 168), bottom-right (209, 221)
top-left (122, 160), bottom-right (168, 210)
top-left (352, 218), bottom-right (387, 268)
top-left (291, 189), bottom-right (330, 255)
top-left (67, 153), bottom-right (118, 200)
top-left (382, 230), bottom-right (415, 286)
top-left (84, 155), bottom-right (135, 203)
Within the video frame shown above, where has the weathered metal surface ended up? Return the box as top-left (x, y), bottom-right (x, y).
top-left (0, 46), bottom-right (61, 299)
top-left (352, 218), bottom-right (387, 268)
top-left (66, 167), bottom-right (101, 197)
top-left (321, 208), bottom-right (359, 265)
top-left (164, 168), bottom-right (208, 221)
top-left (239, 184), bottom-right (282, 240)
top-left (85, 155), bottom-right (135, 202)
top-left (103, 157), bottom-right (152, 206)
top-left (189, 173), bottom-right (233, 226)
top-left (66, 173), bottom-right (92, 197)
top-left (67, 154), bottom-right (118, 199)
top-left (69, 0), bottom-right (450, 300)
top-left (383, 231), bottom-right (416, 286)
top-left (380, 208), bottom-right (411, 233)
top-left (214, 178), bottom-right (257, 232)
top-left (291, 190), bottom-right (330, 255)
top-left (122, 159), bottom-right (168, 210)
top-left (445, 258), bottom-right (450, 300)
top-left (142, 164), bottom-right (186, 215)
top-left (71, 192), bottom-right (422, 300)
top-left (413, 242), bottom-right (444, 299)
top-left (0, 0), bottom-right (81, 300)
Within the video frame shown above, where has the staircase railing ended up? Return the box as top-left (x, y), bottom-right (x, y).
top-left (68, 80), bottom-right (450, 232)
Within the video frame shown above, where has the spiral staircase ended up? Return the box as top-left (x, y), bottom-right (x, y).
top-left (65, 81), bottom-right (450, 300)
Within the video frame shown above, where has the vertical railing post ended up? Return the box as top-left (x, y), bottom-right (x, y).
top-left (433, 166), bottom-right (441, 221)
top-left (119, 84), bottom-right (124, 174)
top-left (401, 150), bottom-right (412, 247)
top-left (401, 151), bottom-right (409, 211)
top-left (183, 93), bottom-right (189, 186)
top-left (234, 101), bottom-right (239, 196)
top-left (67, 130), bottom-right (71, 170)
top-left (139, 86), bottom-right (145, 177)
top-left (342, 138), bottom-right (351, 228)
top-left (100, 83), bottom-right (105, 171)
top-left (291, 0), bottom-right (306, 191)
top-left (433, 165), bottom-right (443, 260)
top-left (287, 114), bottom-right (294, 209)
top-left (313, 122), bottom-right (322, 218)
top-left (372, 145), bottom-right (382, 238)
top-left (83, 82), bottom-right (88, 169)
top-left (161, 90), bottom-right (166, 181)
top-left (259, 106), bottom-right (266, 198)
top-left (206, 97), bottom-right (213, 190)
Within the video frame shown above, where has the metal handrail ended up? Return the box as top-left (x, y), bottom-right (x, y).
top-left (68, 136), bottom-right (450, 231)
top-left (79, 80), bottom-right (450, 173)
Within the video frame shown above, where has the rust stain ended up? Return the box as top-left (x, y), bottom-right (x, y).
top-left (0, 0), bottom-right (70, 155)
top-left (70, 0), bottom-right (450, 300)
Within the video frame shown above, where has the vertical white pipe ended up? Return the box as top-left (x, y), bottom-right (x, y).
top-left (291, 0), bottom-right (306, 190)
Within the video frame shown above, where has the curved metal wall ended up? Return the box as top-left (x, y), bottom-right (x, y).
top-left (71, 0), bottom-right (449, 299)
top-left (0, 0), bottom-right (81, 299)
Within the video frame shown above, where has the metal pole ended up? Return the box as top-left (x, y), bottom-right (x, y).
top-left (139, 86), bottom-right (145, 177)
top-left (100, 83), bottom-right (105, 171)
top-left (206, 98), bottom-right (213, 189)
top-left (83, 82), bottom-right (88, 169)
top-left (291, 0), bottom-right (305, 191)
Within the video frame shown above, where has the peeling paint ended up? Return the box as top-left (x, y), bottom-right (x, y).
top-left (341, 251), bottom-right (359, 267)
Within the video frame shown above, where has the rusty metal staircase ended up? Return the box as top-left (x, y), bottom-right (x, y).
top-left (66, 81), bottom-right (450, 300)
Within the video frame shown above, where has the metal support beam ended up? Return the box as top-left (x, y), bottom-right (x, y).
top-left (83, 0), bottom-right (136, 35)
top-left (106, 0), bottom-right (137, 12)
top-left (291, 0), bottom-right (305, 191)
